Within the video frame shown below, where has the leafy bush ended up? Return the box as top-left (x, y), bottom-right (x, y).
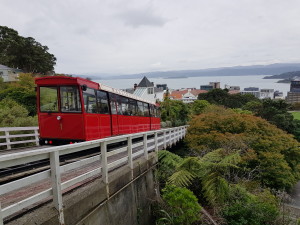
top-left (222, 185), bottom-right (279, 225)
top-left (0, 98), bottom-right (37, 127)
top-left (161, 122), bottom-right (167, 128)
top-left (157, 185), bottom-right (201, 225)
top-left (165, 121), bottom-right (172, 127)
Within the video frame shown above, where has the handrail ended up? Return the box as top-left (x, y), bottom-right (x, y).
top-left (0, 126), bottom-right (39, 150)
top-left (0, 126), bottom-right (188, 224)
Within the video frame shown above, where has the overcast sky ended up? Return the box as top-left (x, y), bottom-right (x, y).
top-left (1, 0), bottom-right (300, 76)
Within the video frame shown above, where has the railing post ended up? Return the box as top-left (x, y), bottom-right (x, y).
top-left (154, 132), bottom-right (158, 161)
top-left (143, 133), bottom-right (148, 160)
top-left (34, 129), bottom-right (39, 146)
top-left (101, 141), bottom-right (109, 197)
top-left (163, 130), bottom-right (167, 149)
top-left (127, 136), bottom-right (133, 179)
top-left (0, 202), bottom-right (3, 225)
top-left (169, 129), bottom-right (172, 147)
top-left (5, 131), bottom-right (11, 150)
top-left (50, 151), bottom-right (65, 225)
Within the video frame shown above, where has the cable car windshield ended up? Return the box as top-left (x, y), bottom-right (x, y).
top-left (40, 86), bottom-right (59, 112)
top-left (60, 86), bottom-right (82, 113)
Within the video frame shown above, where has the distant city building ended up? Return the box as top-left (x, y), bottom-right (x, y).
top-left (128, 76), bottom-right (164, 102)
top-left (274, 90), bottom-right (284, 99)
top-left (240, 87), bottom-right (260, 98)
top-left (209, 82), bottom-right (220, 89)
top-left (224, 84), bottom-right (240, 91)
top-left (244, 87), bottom-right (259, 92)
top-left (0, 64), bottom-right (20, 82)
top-left (169, 88), bottom-right (207, 103)
top-left (200, 85), bottom-right (213, 91)
top-left (156, 84), bottom-right (168, 91)
top-left (286, 80), bottom-right (300, 103)
top-left (260, 89), bottom-right (274, 99)
top-left (200, 82), bottom-right (220, 91)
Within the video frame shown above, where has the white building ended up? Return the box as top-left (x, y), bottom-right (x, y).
top-left (0, 64), bottom-right (20, 82)
top-left (260, 89), bottom-right (274, 99)
top-left (133, 76), bottom-right (164, 102)
top-left (240, 90), bottom-right (260, 98)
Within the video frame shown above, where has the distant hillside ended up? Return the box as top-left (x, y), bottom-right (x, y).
top-left (94, 63), bottom-right (300, 80)
top-left (264, 71), bottom-right (300, 80)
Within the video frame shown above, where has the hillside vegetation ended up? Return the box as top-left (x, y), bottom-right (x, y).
top-left (156, 91), bottom-right (300, 225)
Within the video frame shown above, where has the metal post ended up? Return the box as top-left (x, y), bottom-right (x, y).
top-left (169, 129), bottom-right (172, 147)
top-left (127, 136), bottom-right (133, 179)
top-left (50, 151), bottom-right (65, 225)
top-left (163, 131), bottom-right (167, 149)
top-left (101, 141), bottom-right (109, 197)
top-left (154, 132), bottom-right (158, 161)
top-left (143, 133), bottom-right (148, 160)
top-left (5, 131), bottom-right (11, 150)
top-left (34, 129), bottom-right (39, 146)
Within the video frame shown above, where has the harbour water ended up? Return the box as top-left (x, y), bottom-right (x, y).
top-left (95, 75), bottom-right (291, 97)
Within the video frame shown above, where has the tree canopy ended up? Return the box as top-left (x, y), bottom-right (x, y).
top-left (186, 106), bottom-right (300, 190)
top-left (0, 26), bottom-right (56, 74)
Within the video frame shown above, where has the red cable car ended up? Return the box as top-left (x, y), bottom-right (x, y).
top-left (35, 76), bottom-right (161, 145)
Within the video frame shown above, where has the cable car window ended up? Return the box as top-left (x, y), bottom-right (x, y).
top-left (137, 101), bottom-right (144, 116)
top-left (97, 91), bottom-right (109, 114)
top-left (143, 103), bottom-right (149, 117)
top-left (116, 95), bottom-right (122, 115)
top-left (128, 99), bottom-right (137, 116)
top-left (83, 88), bottom-right (97, 113)
top-left (109, 93), bottom-right (117, 114)
top-left (40, 86), bottom-right (58, 112)
top-left (60, 86), bottom-right (82, 113)
top-left (150, 104), bottom-right (155, 117)
top-left (156, 107), bottom-right (161, 117)
top-left (121, 97), bottom-right (129, 115)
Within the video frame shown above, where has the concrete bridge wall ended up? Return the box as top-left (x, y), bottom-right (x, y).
top-left (7, 155), bottom-right (158, 225)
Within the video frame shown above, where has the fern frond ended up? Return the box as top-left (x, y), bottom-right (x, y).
top-left (168, 169), bottom-right (196, 187)
top-left (199, 149), bottom-right (223, 163)
top-left (177, 157), bottom-right (203, 172)
top-left (159, 150), bottom-right (183, 168)
top-left (220, 151), bottom-right (241, 165)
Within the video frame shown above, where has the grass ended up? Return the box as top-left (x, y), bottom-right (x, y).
top-left (291, 111), bottom-right (300, 120)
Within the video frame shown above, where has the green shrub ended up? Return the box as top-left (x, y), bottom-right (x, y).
top-left (161, 122), bottom-right (167, 128)
top-left (157, 185), bottom-right (201, 225)
top-left (222, 186), bottom-right (279, 225)
top-left (0, 98), bottom-right (37, 127)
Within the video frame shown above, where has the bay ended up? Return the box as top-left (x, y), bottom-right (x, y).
top-left (95, 75), bottom-right (291, 97)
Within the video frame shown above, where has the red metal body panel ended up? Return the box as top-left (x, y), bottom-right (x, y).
top-left (151, 117), bottom-right (161, 130)
top-left (38, 113), bottom-right (85, 140)
top-left (111, 115), bottom-right (119, 135)
top-left (84, 114), bottom-right (112, 140)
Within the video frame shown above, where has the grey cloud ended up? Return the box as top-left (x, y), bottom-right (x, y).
top-left (118, 7), bottom-right (168, 28)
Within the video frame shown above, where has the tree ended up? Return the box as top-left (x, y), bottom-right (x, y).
top-left (160, 97), bottom-right (190, 126)
top-left (190, 100), bottom-right (210, 115)
top-left (0, 26), bottom-right (56, 74)
top-left (186, 106), bottom-right (300, 190)
top-left (198, 89), bottom-right (258, 108)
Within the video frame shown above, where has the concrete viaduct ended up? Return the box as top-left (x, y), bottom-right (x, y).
top-left (0, 126), bottom-right (187, 225)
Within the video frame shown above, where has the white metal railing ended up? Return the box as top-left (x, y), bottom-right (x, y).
top-left (0, 127), bottom-right (39, 150)
top-left (0, 126), bottom-right (187, 224)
